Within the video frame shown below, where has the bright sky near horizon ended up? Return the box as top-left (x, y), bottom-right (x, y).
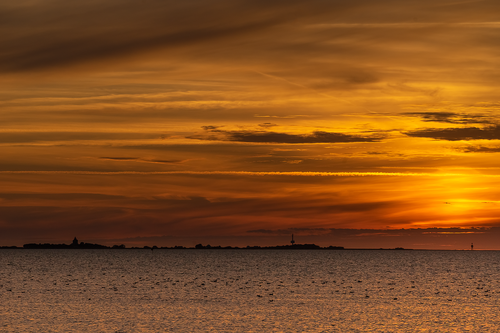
top-left (2, 0), bottom-right (500, 249)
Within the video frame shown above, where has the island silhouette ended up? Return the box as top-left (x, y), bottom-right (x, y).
top-left (22, 237), bottom-right (124, 249)
top-left (11, 235), bottom-right (346, 250)
top-left (0, 235), bottom-right (424, 250)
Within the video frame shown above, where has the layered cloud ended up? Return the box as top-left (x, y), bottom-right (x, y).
top-left (459, 146), bottom-right (500, 153)
top-left (3, 0), bottom-right (500, 86)
top-left (98, 157), bottom-right (189, 164)
top-left (3, 0), bottom-right (500, 247)
top-left (405, 125), bottom-right (500, 141)
top-left (189, 126), bottom-right (385, 143)
top-left (3, 0), bottom-right (420, 74)
top-left (403, 112), bottom-right (492, 124)
top-left (0, 131), bottom-right (160, 144)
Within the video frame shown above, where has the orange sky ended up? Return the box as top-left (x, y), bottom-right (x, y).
top-left (2, 0), bottom-right (500, 249)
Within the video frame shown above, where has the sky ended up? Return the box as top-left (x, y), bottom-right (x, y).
top-left (2, 0), bottom-right (500, 249)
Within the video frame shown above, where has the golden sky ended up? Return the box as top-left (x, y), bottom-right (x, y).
top-left (2, 0), bottom-right (500, 248)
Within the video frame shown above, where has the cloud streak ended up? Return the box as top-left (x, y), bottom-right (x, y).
top-left (0, 132), bottom-right (159, 143)
top-left (98, 157), bottom-right (189, 164)
top-left (0, 0), bottom-right (369, 74)
top-left (0, 170), bottom-right (483, 177)
top-left (190, 127), bottom-right (385, 143)
top-left (5, 0), bottom-right (500, 247)
top-left (403, 112), bottom-right (491, 124)
top-left (459, 146), bottom-right (500, 153)
top-left (404, 125), bottom-right (500, 141)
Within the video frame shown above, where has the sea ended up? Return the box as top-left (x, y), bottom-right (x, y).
top-left (1, 249), bottom-right (499, 332)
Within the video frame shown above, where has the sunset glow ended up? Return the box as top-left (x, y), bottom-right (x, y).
top-left (3, 0), bottom-right (500, 249)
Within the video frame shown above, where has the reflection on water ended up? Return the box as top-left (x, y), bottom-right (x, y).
top-left (1, 250), bottom-right (499, 332)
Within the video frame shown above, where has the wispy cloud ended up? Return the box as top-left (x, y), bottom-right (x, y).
top-left (402, 112), bottom-right (491, 124)
top-left (5, 0), bottom-right (500, 248)
top-left (247, 226), bottom-right (491, 235)
top-left (0, 132), bottom-right (159, 144)
top-left (404, 125), bottom-right (500, 141)
top-left (0, 170), bottom-right (481, 177)
top-left (98, 157), bottom-right (189, 164)
top-left (0, 0), bottom-right (375, 74)
top-left (189, 126), bottom-right (385, 143)
top-left (258, 123), bottom-right (278, 128)
top-left (459, 145), bottom-right (500, 153)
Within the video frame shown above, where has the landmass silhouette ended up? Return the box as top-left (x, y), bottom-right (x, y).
top-left (22, 237), bottom-right (124, 249)
top-left (0, 235), bottom-right (423, 250)
top-left (1, 236), bottom-right (349, 250)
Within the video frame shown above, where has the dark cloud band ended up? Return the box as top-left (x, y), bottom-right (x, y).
top-left (404, 125), bottom-right (500, 141)
top-left (190, 127), bottom-right (384, 143)
top-left (403, 112), bottom-right (491, 124)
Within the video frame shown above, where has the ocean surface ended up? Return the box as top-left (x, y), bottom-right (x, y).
top-left (1, 249), bottom-right (499, 332)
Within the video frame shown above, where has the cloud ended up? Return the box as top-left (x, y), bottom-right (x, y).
top-left (282, 159), bottom-right (303, 164)
top-left (0, 192), bottom-right (398, 242)
top-left (99, 157), bottom-right (137, 161)
top-left (253, 115), bottom-right (315, 119)
top-left (459, 146), bottom-right (500, 153)
top-left (116, 143), bottom-right (271, 157)
top-left (258, 123), bottom-right (278, 128)
top-left (247, 227), bottom-right (330, 235)
top-left (0, 0), bottom-right (374, 74)
top-left (98, 157), bottom-right (188, 164)
top-left (0, 192), bottom-right (127, 201)
top-left (6, 0), bottom-right (498, 79)
top-left (189, 126), bottom-right (385, 143)
top-left (0, 132), bottom-right (158, 144)
top-left (0, 2), bottom-right (284, 73)
top-left (246, 227), bottom-right (491, 236)
top-left (201, 125), bottom-right (223, 131)
top-left (0, 170), bottom-right (462, 177)
top-left (403, 112), bottom-right (491, 124)
top-left (404, 125), bottom-right (500, 141)
top-left (6, 0), bottom-right (500, 249)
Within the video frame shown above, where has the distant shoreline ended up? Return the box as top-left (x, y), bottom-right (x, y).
top-left (0, 237), bottom-right (483, 250)
top-left (0, 240), bottom-right (486, 251)
top-left (3, 243), bottom-right (348, 250)
top-left (0, 246), bottom-right (492, 252)
top-left (3, 245), bottom-right (486, 250)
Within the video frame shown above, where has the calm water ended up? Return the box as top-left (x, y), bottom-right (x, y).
top-left (1, 250), bottom-right (499, 332)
